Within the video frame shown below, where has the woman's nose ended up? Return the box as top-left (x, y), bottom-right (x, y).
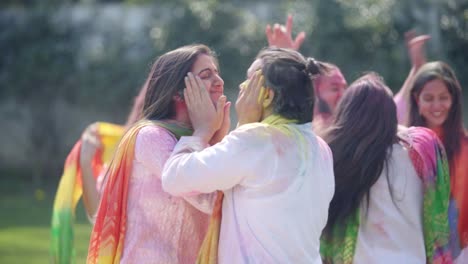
top-left (214, 74), bottom-right (224, 86)
top-left (432, 99), bottom-right (443, 109)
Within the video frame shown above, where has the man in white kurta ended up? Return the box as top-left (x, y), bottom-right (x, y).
top-left (162, 121), bottom-right (335, 263)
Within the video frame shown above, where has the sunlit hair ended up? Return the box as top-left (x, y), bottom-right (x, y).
top-left (124, 80), bottom-right (148, 127)
top-left (254, 47), bottom-right (330, 123)
top-left (407, 61), bottom-right (464, 161)
top-left (142, 44), bottom-right (218, 120)
top-left (323, 73), bottom-right (397, 228)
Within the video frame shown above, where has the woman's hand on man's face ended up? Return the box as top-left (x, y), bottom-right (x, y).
top-left (184, 72), bottom-right (227, 143)
top-left (236, 70), bottom-right (265, 127)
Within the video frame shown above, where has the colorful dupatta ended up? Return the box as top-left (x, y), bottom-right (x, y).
top-left (51, 122), bottom-right (125, 264)
top-left (196, 114), bottom-right (300, 264)
top-left (449, 135), bottom-right (468, 249)
top-left (434, 130), bottom-right (468, 256)
top-left (86, 120), bottom-right (192, 264)
top-left (196, 191), bottom-right (224, 264)
top-left (320, 126), bottom-right (453, 264)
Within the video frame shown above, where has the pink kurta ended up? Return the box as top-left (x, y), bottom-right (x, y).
top-left (120, 125), bottom-right (211, 263)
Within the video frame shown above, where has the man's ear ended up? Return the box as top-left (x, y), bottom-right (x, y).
top-left (262, 88), bottom-right (275, 109)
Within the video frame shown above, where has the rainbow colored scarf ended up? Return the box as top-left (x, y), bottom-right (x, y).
top-left (86, 120), bottom-right (192, 264)
top-left (196, 191), bottom-right (224, 264)
top-left (320, 126), bottom-right (453, 264)
top-left (51, 122), bottom-right (125, 264)
top-left (196, 114), bottom-right (300, 264)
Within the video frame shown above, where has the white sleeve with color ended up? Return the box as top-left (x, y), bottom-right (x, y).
top-left (162, 125), bottom-right (272, 195)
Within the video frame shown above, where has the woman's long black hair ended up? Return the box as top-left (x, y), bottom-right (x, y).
top-left (323, 73), bottom-right (398, 228)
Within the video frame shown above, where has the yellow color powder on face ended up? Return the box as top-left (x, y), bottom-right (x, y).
top-left (239, 71), bottom-right (266, 104)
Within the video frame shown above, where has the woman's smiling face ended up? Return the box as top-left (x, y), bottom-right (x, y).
top-left (191, 54), bottom-right (224, 105)
top-left (417, 78), bottom-right (452, 129)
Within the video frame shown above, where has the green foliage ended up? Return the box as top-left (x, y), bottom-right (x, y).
top-left (440, 0), bottom-right (468, 86)
top-left (5, 0), bottom-right (464, 109)
top-left (1, 0), bottom-right (467, 182)
top-left (0, 191), bottom-right (91, 263)
top-left (0, 10), bottom-right (77, 102)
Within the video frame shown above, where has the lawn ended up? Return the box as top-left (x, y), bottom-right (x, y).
top-left (0, 177), bottom-right (92, 264)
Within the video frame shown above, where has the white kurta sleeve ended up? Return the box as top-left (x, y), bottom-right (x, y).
top-left (162, 124), bottom-right (273, 195)
top-left (182, 192), bottom-right (217, 214)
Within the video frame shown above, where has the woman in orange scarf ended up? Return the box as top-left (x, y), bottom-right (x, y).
top-left (405, 61), bottom-right (468, 261)
top-left (393, 33), bottom-right (467, 262)
top-left (86, 44), bottom-right (231, 264)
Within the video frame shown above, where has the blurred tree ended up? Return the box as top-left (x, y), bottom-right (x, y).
top-left (1, 0), bottom-right (467, 186)
top-left (440, 0), bottom-right (468, 87)
top-left (393, 0), bottom-right (468, 119)
top-left (282, 0), bottom-right (407, 90)
top-left (0, 8), bottom-right (78, 185)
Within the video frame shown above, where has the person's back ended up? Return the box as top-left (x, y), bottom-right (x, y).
top-left (354, 143), bottom-right (425, 263)
top-left (214, 122), bottom-right (334, 263)
top-left (86, 44), bottom-right (225, 264)
top-left (162, 47), bottom-right (335, 263)
top-left (321, 74), bottom-right (453, 263)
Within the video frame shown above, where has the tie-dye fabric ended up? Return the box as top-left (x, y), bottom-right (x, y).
top-left (320, 127), bottom-right (453, 264)
top-left (448, 134), bottom-right (468, 251)
top-left (50, 122), bottom-right (125, 264)
top-left (86, 120), bottom-right (192, 264)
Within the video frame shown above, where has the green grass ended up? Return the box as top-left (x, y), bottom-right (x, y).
top-left (0, 178), bottom-right (92, 264)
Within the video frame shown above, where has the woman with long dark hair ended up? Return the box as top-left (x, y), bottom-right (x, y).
top-left (86, 44), bottom-right (230, 264)
top-left (392, 32), bottom-right (467, 261)
top-left (321, 73), bottom-right (452, 263)
top-left (406, 61), bottom-right (468, 260)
